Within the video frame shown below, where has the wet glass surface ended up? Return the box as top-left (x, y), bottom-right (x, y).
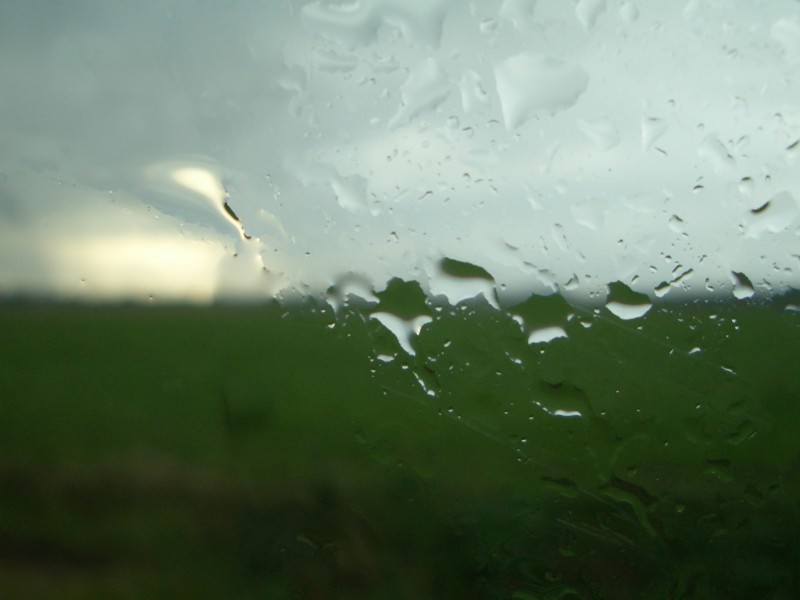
top-left (1, 1), bottom-right (800, 597)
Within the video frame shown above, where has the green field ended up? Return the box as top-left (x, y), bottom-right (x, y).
top-left (1, 288), bottom-right (799, 598)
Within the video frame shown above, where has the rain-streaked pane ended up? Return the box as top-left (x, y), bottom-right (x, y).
top-left (1, 1), bottom-right (799, 597)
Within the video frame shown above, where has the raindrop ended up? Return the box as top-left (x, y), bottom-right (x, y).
top-left (459, 70), bottom-right (489, 114)
top-left (606, 302), bottom-right (652, 320)
top-left (495, 53), bottom-right (589, 129)
top-left (528, 326), bottom-right (568, 344)
top-left (641, 117), bottom-right (667, 151)
top-left (575, 0), bottom-right (606, 31)
top-left (668, 214), bottom-right (685, 234)
top-left (429, 258), bottom-right (498, 307)
top-left (698, 134), bottom-right (735, 173)
top-left (731, 271), bottom-right (755, 300)
top-left (389, 57), bottom-right (451, 128)
top-left (738, 176), bottom-right (754, 195)
top-left (331, 175), bottom-right (369, 212)
top-left (563, 274), bottom-right (580, 291)
top-left (745, 191), bottom-right (798, 238)
top-left (604, 281), bottom-right (652, 320)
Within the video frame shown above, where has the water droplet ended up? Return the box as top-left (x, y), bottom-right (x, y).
top-left (563, 274), bottom-right (580, 291)
top-left (698, 134), bottom-right (735, 173)
top-left (641, 117), bottom-right (667, 151)
top-left (605, 302), bottom-right (652, 320)
top-left (731, 271), bottom-right (755, 299)
top-left (428, 258), bottom-right (498, 307)
top-left (370, 312), bottom-right (432, 355)
top-left (604, 281), bottom-right (652, 320)
top-left (553, 409), bottom-right (582, 418)
top-left (495, 53), bottom-right (589, 129)
top-left (389, 57), bottom-right (450, 127)
top-left (575, 0), bottom-right (606, 31)
top-left (668, 214), bottom-right (685, 234)
top-left (654, 282), bottom-right (670, 297)
top-left (331, 174), bottom-right (369, 212)
top-left (738, 176), bottom-right (755, 195)
top-left (528, 326), bottom-right (568, 344)
top-left (745, 191), bottom-right (798, 239)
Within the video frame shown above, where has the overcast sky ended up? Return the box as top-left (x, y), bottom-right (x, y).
top-left (1, 0), bottom-right (799, 305)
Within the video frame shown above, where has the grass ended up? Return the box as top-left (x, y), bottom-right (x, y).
top-left (1, 292), bottom-right (799, 598)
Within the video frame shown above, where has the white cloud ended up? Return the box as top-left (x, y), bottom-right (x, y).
top-left (1, 1), bottom-right (799, 303)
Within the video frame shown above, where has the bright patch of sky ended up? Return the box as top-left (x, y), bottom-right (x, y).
top-left (1, 0), bottom-right (799, 304)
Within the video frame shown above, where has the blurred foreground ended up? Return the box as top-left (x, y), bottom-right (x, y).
top-left (1, 295), bottom-right (799, 598)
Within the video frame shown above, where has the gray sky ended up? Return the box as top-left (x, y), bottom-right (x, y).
top-left (1, 0), bottom-right (799, 305)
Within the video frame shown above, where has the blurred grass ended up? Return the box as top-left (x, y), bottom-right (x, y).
top-left (1, 297), bottom-right (799, 598)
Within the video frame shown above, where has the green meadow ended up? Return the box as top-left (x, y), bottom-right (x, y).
top-left (1, 288), bottom-right (799, 598)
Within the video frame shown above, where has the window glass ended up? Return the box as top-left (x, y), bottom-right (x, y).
top-left (1, 1), bottom-right (799, 596)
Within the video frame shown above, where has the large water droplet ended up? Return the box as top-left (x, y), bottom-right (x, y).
top-left (494, 53), bottom-right (589, 130)
top-left (510, 293), bottom-right (572, 331)
top-left (428, 258), bottom-right (498, 307)
top-left (604, 281), bottom-right (652, 320)
top-left (370, 311), bottom-right (432, 355)
top-left (575, 0), bottom-right (606, 32)
top-left (745, 191), bottom-right (799, 239)
top-left (389, 57), bottom-right (451, 127)
top-left (536, 380), bottom-right (592, 421)
top-left (605, 302), bottom-right (652, 320)
top-left (731, 271), bottom-right (755, 300)
top-left (331, 174), bottom-right (369, 212)
top-left (668, 214), bottom-right (686, 234)
top-left (641, 117), bottom-right (667, 151)
top-left (738, 176), bottom-right (755, 196)
top-left (374, 278), bottom-right (431, 320)
top-left (528, 326), bottom-right (568, 344)
top-left (459, 70), bottom-right (490, 115)
top-left (698, 134), bottom-right (735, 173)
top-left (327, 272), bottom-right (378, 312)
